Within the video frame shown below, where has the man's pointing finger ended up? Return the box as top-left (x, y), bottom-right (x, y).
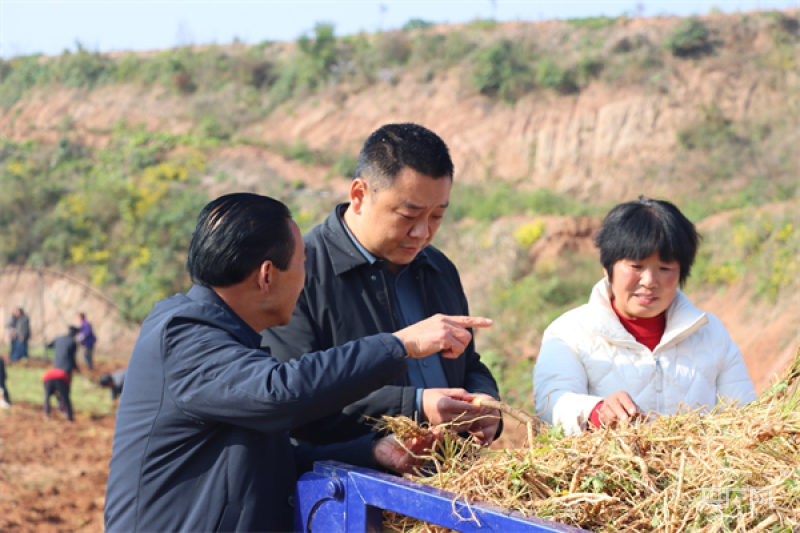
top-left (446, 316), bottom-right (493, 329)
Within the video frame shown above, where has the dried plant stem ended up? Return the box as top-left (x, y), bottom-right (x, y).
top-left (472, 397), bottom-right (536, 424)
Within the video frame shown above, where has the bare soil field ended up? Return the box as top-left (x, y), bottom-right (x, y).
top-left (0, 359), bottom-right (117, 533)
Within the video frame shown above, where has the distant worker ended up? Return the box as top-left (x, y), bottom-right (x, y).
top-left (49, 326), bottom-right (80, 377)
top-left (99, 369), bottom-right (126, 401)
top-left (6, 311), bottom-right (16, 358)
top-left (10, 308), bottom-right (30, 363)
top-left (0, 357), bottom-right (11, 408)
top-left (43, 367), bottom-right (73, 422)
top-left (77, 312), bottom-right (97, 370)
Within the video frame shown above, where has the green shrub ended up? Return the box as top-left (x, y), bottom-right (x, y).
top-left (676, 103), bottom-right (738, 151)
top-left (268, 22), bottom-right (340, 106)
top-left (196, 114), bottom-right (231, 141)
top-left (408, 33), bottom-right (447, 66)
top-left (448, 184), bottom-right (593, 222)
top-left (535, 58), bottom-right (578, 94)
top-left (332, 153), bottom-right (358, 178)
top-left (575, 56), bottom-right (604, 87)
top-left (663, 18), bottom-right (711, 57)
top-left (469, 40), bottom-right (534, 103)
top-left (402, 18), bottom-right (435, 31)
top-left (566, 16), bottom-right (619, 30)
top-left (373, 32), bottom-right (412, 67)
top-left (55, 46), bottom-right (115, 88)
top-left (688, 210), bottom-right (798, 302)
top-left (468, 18), bottom-right (498, 31)
top-left (442, 32), bottom-right (478, 65)
top-left (284, 141), bottom-right (316, 164)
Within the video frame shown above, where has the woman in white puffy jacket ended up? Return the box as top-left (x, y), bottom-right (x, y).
top-left (533, 197), bottom-right (756, 435)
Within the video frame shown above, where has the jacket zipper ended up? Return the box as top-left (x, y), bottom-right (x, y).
top-left (377, 266), bottom-right (408, 386)
top-left (654, 354), bottom-right (663, 413)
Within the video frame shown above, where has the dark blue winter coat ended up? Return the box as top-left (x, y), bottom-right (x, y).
top-left (105, 285), bottom-right (408, 533)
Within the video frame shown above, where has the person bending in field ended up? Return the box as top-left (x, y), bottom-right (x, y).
top-left (99, 369), bottom-right (126, 401)
top-left (43, 367), bottom-right (73, 422)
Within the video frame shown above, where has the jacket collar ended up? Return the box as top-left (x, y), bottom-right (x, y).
top-left (587, 279), bottom-right (708, 351)
top-left (321, 203), bottom-right (439, 276)
top-left (186, 284), bottom-right (263, 348)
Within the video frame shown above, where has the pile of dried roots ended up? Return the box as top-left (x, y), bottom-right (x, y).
top-left (382, 352), bottom-right (800, 532)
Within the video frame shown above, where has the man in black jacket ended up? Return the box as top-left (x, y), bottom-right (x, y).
top-left (262, 123), bottom-right (502, 447)
top-left (105, 193), bottom-right (490, 533)
top-left (48, 326), bottom-right (80, 376)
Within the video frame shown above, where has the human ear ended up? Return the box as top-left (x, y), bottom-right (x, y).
top-left (258, 261), bottom-right (274, 293)
top-left (603, 267), bottom-right (610, 283)
top-left (349, 179), bottom-right (368, 214)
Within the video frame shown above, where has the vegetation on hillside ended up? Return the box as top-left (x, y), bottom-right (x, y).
top-left (0, 126), bottom-right (210, 321)
top-left (1, 10), bottom-right (796, 115)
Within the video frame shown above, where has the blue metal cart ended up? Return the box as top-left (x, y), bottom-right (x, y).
top-left (296, 461), bottom-right (591, 532)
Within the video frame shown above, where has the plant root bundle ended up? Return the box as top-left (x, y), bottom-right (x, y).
top-left (382, 350), bottom-right (800, 532)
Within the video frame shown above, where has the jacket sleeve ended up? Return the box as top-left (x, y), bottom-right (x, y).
top-left (289, 381), bottom-right (419, 443)
top-left (534, 337), bottom-right (604, 436)
top-left (293, 433), bottom-right (379, 476)
top-left (712, 317), bottom-right (757, 407)
top-left (163, 317), bottom-right (408, 434)
top-left (263, 285), bottom-right (419, 440)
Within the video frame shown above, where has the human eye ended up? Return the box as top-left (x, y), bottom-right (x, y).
top-left (398, 213), bottom-right (416, 220)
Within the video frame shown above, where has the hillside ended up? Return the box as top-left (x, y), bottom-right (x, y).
top-left (0, 9), bottom-right (798, 404)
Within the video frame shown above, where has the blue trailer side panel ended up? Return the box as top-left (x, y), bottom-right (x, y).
top-left (296, 461), bottom-right (590, 533)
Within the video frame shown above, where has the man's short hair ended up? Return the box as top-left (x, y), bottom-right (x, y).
top-left (593, 196), bottom-right (699, 286)
top-left (68, 326), bottom-right (80, 336)
top-left (186, 193), bottom-right (294, 287)
top-left (354, 123), bottom-right (454, 189)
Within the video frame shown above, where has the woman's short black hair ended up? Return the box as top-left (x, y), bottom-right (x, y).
top-left (593, 196), bottom-right (699, 286)
top-left (354, 123), bottom-right (454, 189)
top-left (186, 193), bottom-right (294, 287)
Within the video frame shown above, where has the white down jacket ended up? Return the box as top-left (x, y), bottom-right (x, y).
top-left (534, 279), bottom-right (756, 435)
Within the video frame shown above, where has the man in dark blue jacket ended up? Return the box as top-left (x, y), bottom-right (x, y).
top-left (104, 193), bottom-right (490, 533)
top-left (262, 123), bottom-right (503, 447)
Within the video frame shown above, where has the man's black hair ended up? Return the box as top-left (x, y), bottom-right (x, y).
top-left (593, 196), bottom-right (699, 286)
top-left (354, 123), bottom-right (454, 189)
top-left (68, 326), bottom-right (80, 336)
top-left (186, 193), bottom-right (294, 287)
top-left (99, 373), bottom-right (112, 387)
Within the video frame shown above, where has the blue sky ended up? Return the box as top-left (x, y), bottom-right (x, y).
top-left (1, 0), bottom-right (798, 58)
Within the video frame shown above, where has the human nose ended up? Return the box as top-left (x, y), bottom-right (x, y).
top-left (640, 268), bottom-right (657, 287)
top-left (409, 219), bottom-right (430, 240)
